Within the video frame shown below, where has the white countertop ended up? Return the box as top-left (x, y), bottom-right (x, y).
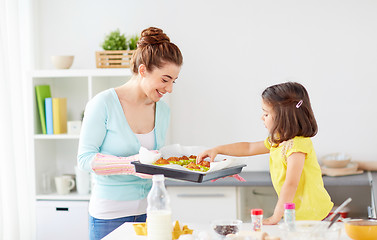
top-left (103, 222), bottom-right (352, 240)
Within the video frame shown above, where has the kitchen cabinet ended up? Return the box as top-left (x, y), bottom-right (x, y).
top-left (36, 200), bottom-right (89, 240)
top-left (166, 171), bottom-right (375, 222)
top-left (238, 186), bottom-right (278, 222)
top-left (167, 186), bottom-right (238, 224)
top-left (29, 69), bottom-right (132, 238)
top-left (166, 185), bottom-right (277, 224)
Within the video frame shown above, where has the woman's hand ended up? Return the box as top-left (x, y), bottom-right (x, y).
top-left (262, 215), bottom-right (281, 225)
top-left (196, 148), bottom-right (218, 164)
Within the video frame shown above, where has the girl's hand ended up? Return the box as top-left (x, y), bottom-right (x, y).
top-left (263, 215), bottom-right (281, 225)
top-left (196, 148), bottom-right (218, 164)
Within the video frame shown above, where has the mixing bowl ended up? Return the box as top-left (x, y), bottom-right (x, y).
top-left (51, 55), bottom-right (74, 69)
top-left (279, 221), bottom-right (341, 240)
top-left (344, 219), bottom-right (377, 240)
top-left (321, 152), bottom-right (351, 168)
top-left (211, 219), bottom-right (242, 238)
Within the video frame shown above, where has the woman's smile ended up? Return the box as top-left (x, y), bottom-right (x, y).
top-left (156, 90), bottom-right (165, 98)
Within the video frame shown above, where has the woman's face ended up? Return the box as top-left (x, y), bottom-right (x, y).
top-left (141, 62), bottom-right (181, 102)
top-left (261, 99), bottom-right (275, 133)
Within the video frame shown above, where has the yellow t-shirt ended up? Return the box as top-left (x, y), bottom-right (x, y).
top-left (264, 136), bottom-right (333, 220)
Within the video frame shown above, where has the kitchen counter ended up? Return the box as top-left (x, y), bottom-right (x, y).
top-left (166, 171), bottom-right (376, 218)
top-left (103, 222), bottom-right (352, 240)
top-left (165, 171), bottom-right (372, 187)
top-left (100, 172), bottom-right (373, 240)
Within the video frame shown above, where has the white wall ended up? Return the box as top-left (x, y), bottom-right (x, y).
top-left (35, 0), bottom-right (377, 171)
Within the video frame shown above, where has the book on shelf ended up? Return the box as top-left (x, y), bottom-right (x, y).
top-left (45, 98), bottom-right (53, 134)
top-left (35, 85), bottom-right (51, 134)
top-left (52, 98), bottom-right (67, 134)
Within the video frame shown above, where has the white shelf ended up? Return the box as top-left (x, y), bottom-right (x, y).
top-left (31, 68), bottom-right (126, 240)
top-left (34, 134), bottom-right (80, 140)
top-left (31, 68), bottom-right (132, 78)
top-left (36, 192), bottom-right (90, 201)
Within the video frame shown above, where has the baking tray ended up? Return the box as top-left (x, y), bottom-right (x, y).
top-left (132, 161), bottom-right (246, 183)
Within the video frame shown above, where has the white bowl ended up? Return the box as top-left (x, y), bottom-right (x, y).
top-left (279, 221), bottom-right (341, 240)
top-left (321, 153), bottom-right (351, 168)
top-left (211, 219), bottom-right (242, 238)
top-left (51, 55), bottom-right (74, 69)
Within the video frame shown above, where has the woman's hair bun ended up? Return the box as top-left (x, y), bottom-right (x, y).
top-left (131, 26), bottom-right (182, 74)
top-left (138, 27), bottom-right (170, 48)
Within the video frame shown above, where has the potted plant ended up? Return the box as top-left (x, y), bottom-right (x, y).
top-left (101, 29), bottom-right (127, 50)
top-left (127, 34), bottom-right (139, 50)
top-left (95, 29), bottom-right (137, 68)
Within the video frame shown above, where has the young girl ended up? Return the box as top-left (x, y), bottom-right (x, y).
top-left (197, 82), bottom-right (333, 225)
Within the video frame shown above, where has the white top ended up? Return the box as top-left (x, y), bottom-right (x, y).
top-left (89, 129), bottom-right (155, 219)
top-left (135, 128), bottom-right (156, 151)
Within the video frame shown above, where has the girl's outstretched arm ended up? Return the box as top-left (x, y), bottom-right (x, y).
top-left (196, 141), bottom-right (268, 163)
top-left (263, 152), bottom-right (306, 225)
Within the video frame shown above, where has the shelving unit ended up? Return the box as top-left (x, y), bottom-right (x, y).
top-left (30, 68), bottom-right (132, 239)
top-left (34, 134), bottom-right (80, 140)
top-left (36, 192), bottom-right (91, 201)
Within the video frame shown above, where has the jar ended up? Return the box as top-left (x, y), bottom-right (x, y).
top-left (284, 203), bottom-right (295, 231)
top-left (251, 208), bottom-right (263, 231)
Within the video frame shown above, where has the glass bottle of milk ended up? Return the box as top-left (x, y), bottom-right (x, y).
top-left (147, 174), bottom-right (172, 240)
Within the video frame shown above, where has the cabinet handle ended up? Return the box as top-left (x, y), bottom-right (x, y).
top-left (176, 194), bottom-right (225, 198)
top-left (252, 190), bottom-right (274, 196)
top-left (56, 207), bottom-right (69, 211)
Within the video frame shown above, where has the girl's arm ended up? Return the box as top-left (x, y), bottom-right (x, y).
top-left (197, 141), bottom-right (269, 163)
top-left (263, 152), bottom-right (306, 225)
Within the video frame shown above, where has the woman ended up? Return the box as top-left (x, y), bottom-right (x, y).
top-left (77, 27), bottom-right (183, 240)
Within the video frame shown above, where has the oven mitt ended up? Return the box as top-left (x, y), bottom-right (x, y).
top-left (91, 150), bottom-right (160, 178)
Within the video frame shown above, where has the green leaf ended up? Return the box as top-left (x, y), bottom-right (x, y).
top-left (101, 29), bottom-right (128, 50)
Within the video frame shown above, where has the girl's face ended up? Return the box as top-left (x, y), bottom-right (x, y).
top-left (140, 62), bottom-right (181, 102)
top-left (261, 99), bottom-right (275, 133)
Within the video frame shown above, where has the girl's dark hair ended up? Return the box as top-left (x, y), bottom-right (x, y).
top-left (262, 82), bottom-right (318, 144)
top-left (131, 27), bottom-right (183, 74)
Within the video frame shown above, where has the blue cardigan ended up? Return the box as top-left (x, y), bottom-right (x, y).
top-left (77, 88), bottom-right (170, 201)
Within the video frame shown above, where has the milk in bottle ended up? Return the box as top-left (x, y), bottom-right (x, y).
top-left (147, 174), bottom-right (172, 240)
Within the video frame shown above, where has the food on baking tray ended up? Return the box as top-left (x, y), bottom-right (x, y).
top-left (198, 160), bottom-right (210, 168)
top-left (154, 158), bottom-right (170, 165)
top-left (198, 161), bottom-right (210, 172)
top-left (179, 155), bottom-right (194, 165)
top-left (185, 162), bottom-right (210, 172)
top-left (152, 155), bottom-right (210, 172)
top-left (167, 156), bottom-right (180, 164)
top-left (185, 162), bottom-right (201, 170)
